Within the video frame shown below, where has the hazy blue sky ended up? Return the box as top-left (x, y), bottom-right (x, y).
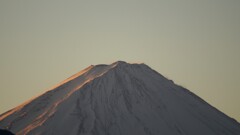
top-left (0, 0), bottom-right (240, 121)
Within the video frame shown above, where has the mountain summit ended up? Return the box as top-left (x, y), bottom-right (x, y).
top-left (0, 61), bottom-right (240, 135)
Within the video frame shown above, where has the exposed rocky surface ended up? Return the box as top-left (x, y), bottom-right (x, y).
top-left (0, 61), bottom-right (240, 135)
top-left (0, 129), bottom-right (15, 135)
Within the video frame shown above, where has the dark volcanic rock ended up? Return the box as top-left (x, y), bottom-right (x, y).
top-left (0, 129), bottom-right (15, 135)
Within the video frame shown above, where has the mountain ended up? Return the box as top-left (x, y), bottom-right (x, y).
top-left (0, 61), bottom-right (240, 135)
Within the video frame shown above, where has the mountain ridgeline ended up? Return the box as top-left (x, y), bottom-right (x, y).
top-left (0, 61), bottom-right (240, 135)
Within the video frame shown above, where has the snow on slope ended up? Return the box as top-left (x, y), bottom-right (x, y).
top-left (0, 61), bottom-right (240, 135)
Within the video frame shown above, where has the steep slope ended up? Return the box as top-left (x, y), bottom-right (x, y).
top-left (0, 61), bottom-right (240, 135)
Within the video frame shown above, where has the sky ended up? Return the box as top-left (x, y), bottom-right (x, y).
top-left (0, 0), bottom-right (240, 122)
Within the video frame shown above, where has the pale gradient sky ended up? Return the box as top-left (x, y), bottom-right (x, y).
top-left (0, 0), bottom-right (240, 121)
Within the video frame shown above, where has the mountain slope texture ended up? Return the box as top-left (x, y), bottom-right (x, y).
top-left (0, 61), bottom-right (240, 135)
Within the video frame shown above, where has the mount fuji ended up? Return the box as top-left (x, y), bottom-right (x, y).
top-left (0, 61), bottom-right (240, 135)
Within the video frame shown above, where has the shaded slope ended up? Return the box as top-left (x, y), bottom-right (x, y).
top-left (0, 61), bottom-right (240, 135)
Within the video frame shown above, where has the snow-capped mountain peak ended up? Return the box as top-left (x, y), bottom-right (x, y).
top-left (0, 61), bottom-right (240, 135)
